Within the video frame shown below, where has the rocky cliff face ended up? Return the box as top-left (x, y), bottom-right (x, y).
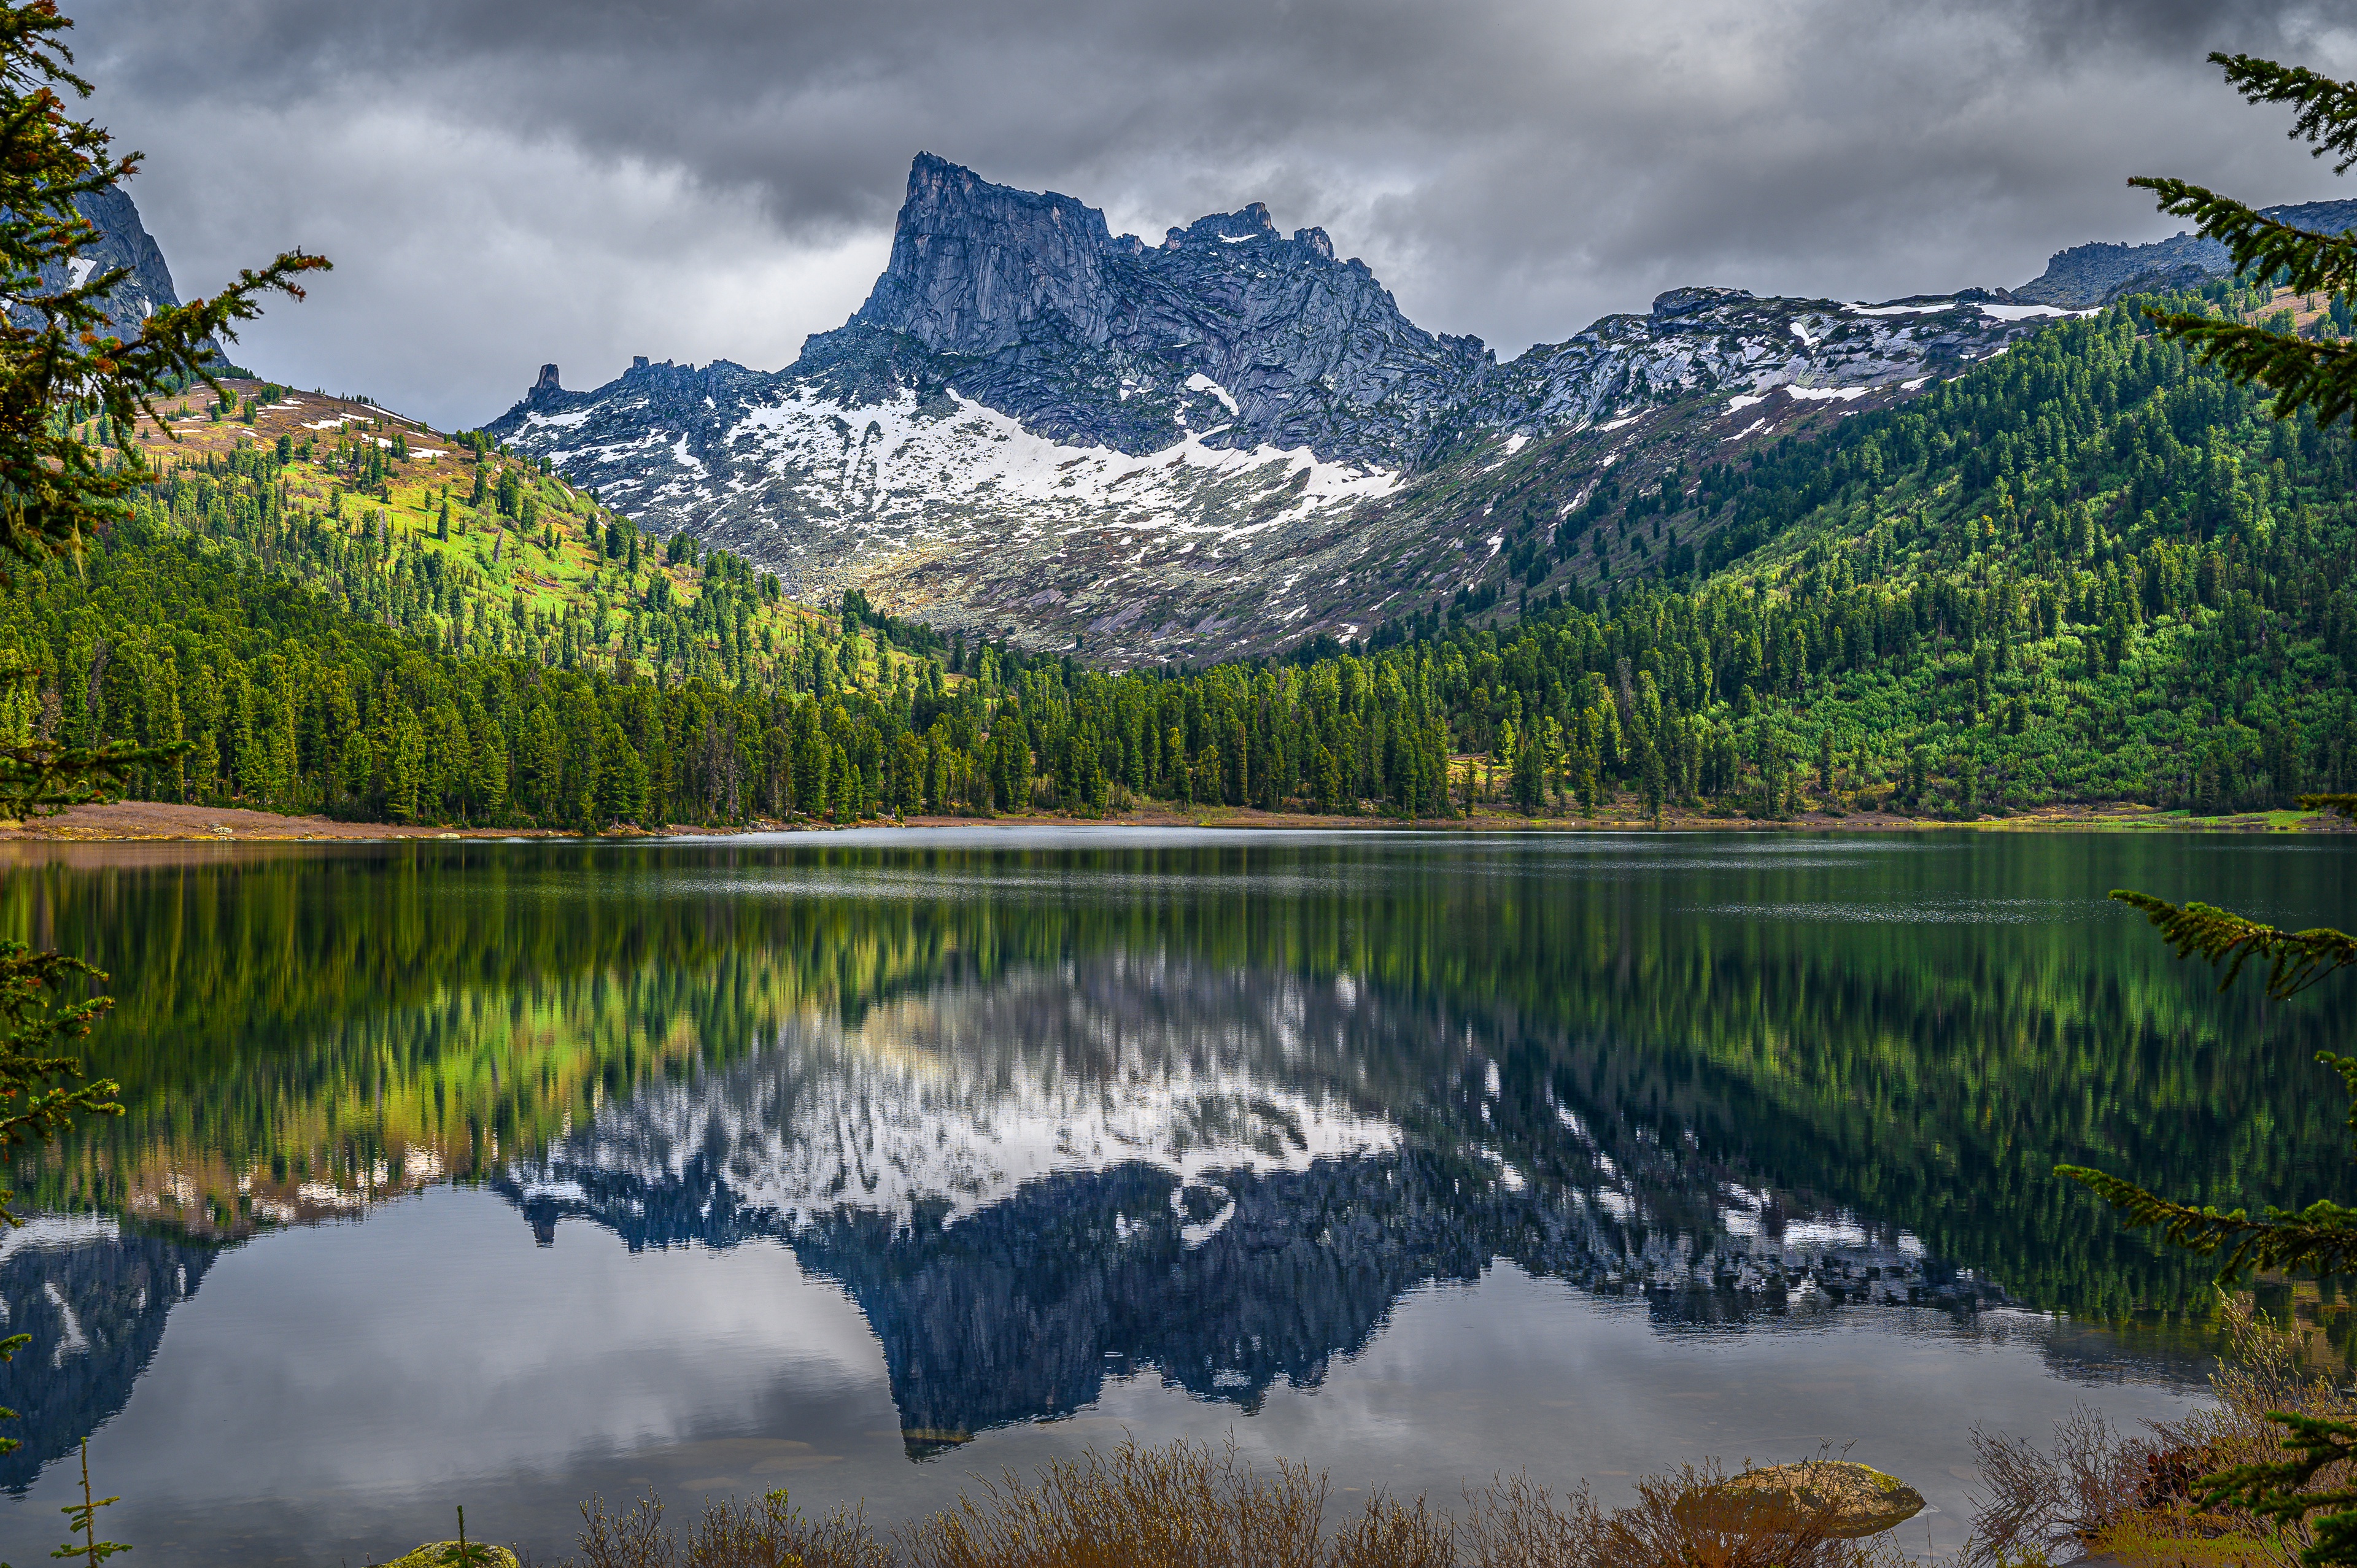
top-left (832, 153), bottom-right (1488, 466)
top-left (9, 186), bottom-right (188, 344)
top-left (485, 156), bottom-right (2098, 661)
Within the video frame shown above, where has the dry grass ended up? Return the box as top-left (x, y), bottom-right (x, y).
top-left (899, 1436), bottom-right (1333, 1568)
top-left (536, 1437), bottom-right (1914, 1568)
top-left (570, 1489), bottom-right (891, 1568)
top-left (1964, 1294), bottom-right (2357, 1567)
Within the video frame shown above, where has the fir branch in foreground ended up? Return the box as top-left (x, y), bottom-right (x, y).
top-left (0, 0), bottom-right (329, 568)
top-left (2108, 889), bottom-right (2357, 1000)
top-left (2126, 54), bottom-right (2357, 434)
top-left (2052, 1165), bottom-right (2357, 1283)
top-left (2129, 304), bottom-right (2357, 431)
top-left (2129, 177), bottom-right (2357, 298)
top-left (2196, 1411), bottom-right (2357, 1567)
top-left (2212, 52), bottom-right (2357, 174)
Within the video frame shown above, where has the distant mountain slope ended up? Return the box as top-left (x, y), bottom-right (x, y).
top-left (490, 155), bottom-right (2061, 663)
top-left (112, 376), bottom-right (946, 695)
top-left (0, 374), bottom-right (978, 833)
top-left (2013, 198), bottom-right (2357, 307)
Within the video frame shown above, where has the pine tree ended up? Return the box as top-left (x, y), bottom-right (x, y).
top-left (1511, 724), bottom-right (1545, 812)
top-left (0, 6), bottom-right (323, 1420)
top-left (2058, 51), bottom-right (2357, 1564)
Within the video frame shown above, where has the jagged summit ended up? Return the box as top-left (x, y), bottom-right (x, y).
top-left (852, 152), bottom-right (1126, 355)
top-left (816, 153), bottom-right (1484, 466)
top-left (1651, 285), bottom-right (1754, 317)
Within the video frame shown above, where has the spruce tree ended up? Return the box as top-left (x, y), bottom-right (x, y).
top-left (0, 1), bottom-right (320, 1499)
top-left (2057, 50), bottom-right (2357, 1566)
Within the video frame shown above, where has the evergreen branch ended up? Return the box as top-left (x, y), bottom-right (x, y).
top-left (2128, 177), bottom-right (2357, 297)
top-left (0, 4), bottom-right (87, 101)
top-left (2109, 889), bottom-right (2357, 999)
top-left (0, 241), bottom-right (329, 568)
top-left (0, 1331), bottom-right (25, 1456)
top-left (2132, 309), bottom-right (2357, 432)
top-left (2054, 1164), bottom-right (2357, 1281)
top-left (0, 664), bottom-right (185, 821)
top-left (2299, 794), bottom-right (2357, 822)
top-left (2212, 53), bottom-right (2357, 174)
top-left (2196, 1412), bottom-right (2357, 1567)
top-left (0, 0), bottom-right (329, 570)
top-left (0, 938), bottom-right (117, 1229)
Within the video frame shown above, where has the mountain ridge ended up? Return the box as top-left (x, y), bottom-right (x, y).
top-left (2013, 198), bottom-right (2357, 307)
top-left (489, 154), bottom-right (2100, 662)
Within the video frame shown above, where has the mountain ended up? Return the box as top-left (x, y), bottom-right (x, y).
top-left (487, 155), bottom-right (2066, 663)
top-left (836, 153), bottom-right (1488, 467)
top-left (2013, 198), bottom-right (2357, 307)
top-left (0, 366), bottom-right (967, 834)
top-left (12, 164), bottom-right (2348, 837)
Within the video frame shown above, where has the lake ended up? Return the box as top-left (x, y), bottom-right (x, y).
top-left (0, 827), bottom-right (2347, 1564)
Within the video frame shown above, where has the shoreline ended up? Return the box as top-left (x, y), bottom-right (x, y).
top-left (0, 798), bottom-right (2345, 844)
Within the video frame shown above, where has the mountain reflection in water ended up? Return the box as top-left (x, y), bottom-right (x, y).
top-left (0, 831), bottom-right (2346, 1515)
top-left (487, 954), bottom-right (2001, 1453)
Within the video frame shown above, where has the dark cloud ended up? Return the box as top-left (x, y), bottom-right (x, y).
top-left (65, 0), bottom-right (2357, 428)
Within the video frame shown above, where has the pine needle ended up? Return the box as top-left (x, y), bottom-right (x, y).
top-left (2107, 890), bottom-right (2357, 1000)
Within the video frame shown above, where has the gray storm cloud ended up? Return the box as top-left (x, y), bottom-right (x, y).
top-left (67, 0), bottom-right (2357, 429)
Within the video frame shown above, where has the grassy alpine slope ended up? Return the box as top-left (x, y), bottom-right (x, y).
top-left (2, 380), bottom-right (960, 828)
top-left (6, 282), bottom-right (2354, 830)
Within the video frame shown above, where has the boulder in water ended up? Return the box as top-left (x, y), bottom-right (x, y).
top-left (1673, 1460), bottom-right (1926, 1539)
top-left (381, 1543), bottom-right (519, 1568)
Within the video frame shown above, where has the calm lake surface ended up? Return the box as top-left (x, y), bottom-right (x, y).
top-left (0, 828), bottom-right (2348, 1564)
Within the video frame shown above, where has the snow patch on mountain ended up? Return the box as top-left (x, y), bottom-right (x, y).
top-left (1184, 373), bottom-right (1240, 416)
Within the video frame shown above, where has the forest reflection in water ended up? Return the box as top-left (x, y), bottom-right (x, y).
top-left (0, 828), bottom-right (2345, 1564)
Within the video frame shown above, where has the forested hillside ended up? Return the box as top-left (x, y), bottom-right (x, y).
top-left (10, 284), bottom-right (2355, 829)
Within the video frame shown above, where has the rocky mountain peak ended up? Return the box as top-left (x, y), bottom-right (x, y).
top-left (853, 153), bottom-right (1120, 355)
top-left (1164, 202), bottom-right (1280, 248)
top-left (6, 186), bottom-right (186, 346)
top-left (1652, 285), bottom-right (1754, 318)
top-left (806, 154), bottom-right (1496, 466)
top-left (2013, 197), bottom-right (2357, 306)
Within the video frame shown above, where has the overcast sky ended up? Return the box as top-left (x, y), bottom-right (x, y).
top-left (69, 0), bottom-right (2357, 430)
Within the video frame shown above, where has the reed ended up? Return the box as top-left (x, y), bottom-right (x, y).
top-left (1963, 1294), bottom-right (2350, 1566)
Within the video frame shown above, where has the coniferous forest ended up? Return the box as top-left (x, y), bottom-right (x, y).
top-left (12, 284), bottom-right (2357, 830)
